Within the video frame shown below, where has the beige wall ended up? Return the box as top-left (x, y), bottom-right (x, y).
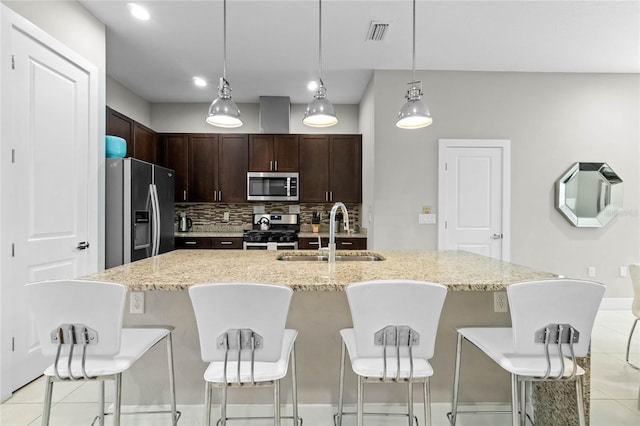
top-left (370, 70), bottom-right (640, 298)
top-left (106, 76), bottom-right (152, 128)
top-left (150, 102), bottom-right (359, 134)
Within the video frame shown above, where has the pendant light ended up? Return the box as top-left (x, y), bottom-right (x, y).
top-left (303, 0), bottom-right (338, 127)
top-left (396, 0), bottom-right (432, 129)
top-left (206, 0), bottom-right (243, 128)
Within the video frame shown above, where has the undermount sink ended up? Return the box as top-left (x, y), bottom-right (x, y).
top-left (277, 253), bottom-right (385, 262)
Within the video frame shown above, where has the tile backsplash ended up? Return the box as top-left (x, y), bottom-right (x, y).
top-left (175, 203), bottom-right (361, 230)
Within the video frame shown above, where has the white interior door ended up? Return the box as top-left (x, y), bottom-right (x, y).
top-left (2, 10), bottom-right (98, 393)
top-left (438, 139), bottom-right (511, 261)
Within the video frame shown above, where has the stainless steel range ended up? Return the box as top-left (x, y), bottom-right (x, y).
top-left (243, 213), bottom-right (299, 250)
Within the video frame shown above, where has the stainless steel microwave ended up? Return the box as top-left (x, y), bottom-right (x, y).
top-left (247, 172), bottom-right (299, 201)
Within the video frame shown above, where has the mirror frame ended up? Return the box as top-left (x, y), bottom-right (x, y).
top-left (556, 162), bottom-right (623, 227)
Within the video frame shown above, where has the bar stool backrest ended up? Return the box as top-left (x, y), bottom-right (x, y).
top-left (189, 283), bottom-right (292, 363)
top-left (508, 279), bottom-right (605, 357)
top-left (26, 280), bottom-right (126, 357)
top-left (628, 264), bottom-right (640, 318)
top-left (345, 280), bottom-right (447, 359)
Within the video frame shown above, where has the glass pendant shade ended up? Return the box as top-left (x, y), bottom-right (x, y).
top-left (303, 85), bottom-right (338, 127)
top-left (206, 78), bottom-right (243, 128)
top-left (396, 85), bottom-right (432, 129)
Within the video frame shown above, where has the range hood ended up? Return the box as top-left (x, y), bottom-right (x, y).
top-left (259, 96), bottom-right (290, 134)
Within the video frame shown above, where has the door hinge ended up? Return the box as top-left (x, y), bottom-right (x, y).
top-left (445, 221), bottom-right (448, 229)
top-left (445, 162), bottom-right (448, 171)
top-left (11, 243), bottom-right (15, 257)
top-left (11, 55), bottom-right (15, 70)
top-left (11, 149), bottom-right (15, 163)
top-left (12, 337), bottom-right (15, 352)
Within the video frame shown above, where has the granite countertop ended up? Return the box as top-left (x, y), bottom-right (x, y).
top-left (84, 250), bottom-right (556, 292)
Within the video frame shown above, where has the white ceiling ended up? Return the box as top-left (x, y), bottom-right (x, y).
top-left (79, 0), bottom-right (640, 104)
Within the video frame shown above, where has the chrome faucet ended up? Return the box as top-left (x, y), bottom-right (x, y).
top-left (328, 202), bottom-right (350, 263)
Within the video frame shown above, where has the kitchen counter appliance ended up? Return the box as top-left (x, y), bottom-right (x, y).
top-left (247, 172), bottom-right (298, 201)
top-left (243, 213), bottom-right (299, 250)
top-left (106, 158), bottom-right (175, 268)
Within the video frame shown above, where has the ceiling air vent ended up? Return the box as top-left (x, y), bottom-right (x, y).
top-left (366, 21), bottom-right (390, 41)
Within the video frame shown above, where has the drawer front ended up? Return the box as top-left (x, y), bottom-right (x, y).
top-left (336, 237), bottom-right (367, 250)
top-left (175, 237), bottom-right (212, 249)
top-left (211, 237), bottom-right (243, 249)
top-left (298, 237), bottom-right (366, 250)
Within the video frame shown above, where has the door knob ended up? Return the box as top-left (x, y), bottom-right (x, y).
top-left (491, 233), bottom-right (503, 240)
top-left (76, 241), bottom-right (90, 250)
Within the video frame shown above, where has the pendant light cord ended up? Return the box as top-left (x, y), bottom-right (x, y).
top-left (412, 0), bottom-right (416, 83)
top-left (318, 0), bottom-right (323, 83)
top-left (223, 0), bottom-right (227, 81)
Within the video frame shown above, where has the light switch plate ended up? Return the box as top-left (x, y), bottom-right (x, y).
top-left (418, 214), bottom-right (436, 224)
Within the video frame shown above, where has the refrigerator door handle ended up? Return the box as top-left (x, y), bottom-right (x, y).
top-left (149, 184), bottom-right (160, 256)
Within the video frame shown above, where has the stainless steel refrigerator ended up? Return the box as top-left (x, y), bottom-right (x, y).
top-left (106, 158), bottom-right (175, 268)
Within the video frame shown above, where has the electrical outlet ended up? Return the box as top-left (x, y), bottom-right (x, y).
top-left (620, 266), bottom-right (628, 277)
top-left (130, 292), bottom-right (144, 314)
top-left (494, 291), bottom-right (508, 312)
top-left (223, 212), bottom-right (230, 221)
top-left (588, 266), bottom-right (596, 277)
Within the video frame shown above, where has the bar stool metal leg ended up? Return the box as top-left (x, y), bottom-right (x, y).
top-left (166, 333), bottom-right (178, 425)
top-left (203, 382), bottom-right (212, 426)
top-left (98, 380), bottom-right (105, 426)
top-left (575, 376), bottom-right (586, 426)
top-left (510, 374), bottom-right (519, 426)
top-left (357, 375), bottom-right (364, 426)
top-left (519, 380), bottom-right (526, 426)
top-left (114, 373), bottom-right (123, 426)
top-left (274, 379), bottom-right (281, 426)
top-left (450, 333), bottom-right (464, 425)
top-left (42, 376), bottom-right (54, 426)
top-left (626, 318), bottom-right (639, 369)
top-left (291, 344), bottom-right (299, 426)
top-left (336, 341), bottom-right (346, 426)
top-left (221, 384), bottom-right (228, 426)
top-left (424, 379), bottom-right (432, 426)
top-left (408, 382), bottom-right (414, 426)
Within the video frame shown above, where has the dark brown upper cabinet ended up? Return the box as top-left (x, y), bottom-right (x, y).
top-left (299, 134), bottom-right (362, 203)
top-left (249, 134), bottom-right (299, 172)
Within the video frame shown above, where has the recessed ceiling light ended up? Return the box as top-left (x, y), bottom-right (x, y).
top-left (129, 4), bottom-right (150, 21)
top-left (307, 81), bottom-right (318, 91)
top-left (193, 77), bottom-right (207, 87)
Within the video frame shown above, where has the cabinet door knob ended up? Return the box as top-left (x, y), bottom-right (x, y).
top-left (274, 160), bottom-right (278, 171)
top-left (183, 190), bottom-right (187, 201)
top-left (270, 160), bottom-right (273, 171)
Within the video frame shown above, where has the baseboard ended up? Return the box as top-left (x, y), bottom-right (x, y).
top-left (124, 402), bottom-right (516, 426)
top-left (600, 297), bottom-right (633, 310)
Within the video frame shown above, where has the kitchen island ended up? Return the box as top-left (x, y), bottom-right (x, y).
top-left (84, 250), bottom-right (585, 425)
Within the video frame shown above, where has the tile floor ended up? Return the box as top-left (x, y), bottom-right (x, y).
top-left (0, 309), bottom-right (638, 425)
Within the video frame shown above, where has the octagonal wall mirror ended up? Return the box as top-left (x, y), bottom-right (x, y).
top-left (556, 162), bottom-right (623, 227)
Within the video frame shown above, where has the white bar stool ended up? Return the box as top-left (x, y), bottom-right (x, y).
top-left (26, 279), bottom-right (179, 426)
top-left (335, 279), bottom-right (448, 426)
top-left (449, 279), bottom-right (605, 426)
top-left (188, 283), bottom-right (300, 426)
top-left (626, 264), bottom-right (640, 370)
